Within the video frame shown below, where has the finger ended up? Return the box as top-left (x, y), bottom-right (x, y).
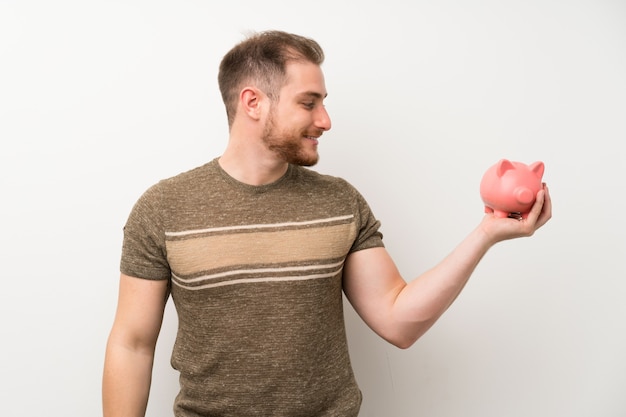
top-left (540, 183), bottom-right (551, 206)
top-left (536, 185), bottom-right (552, 227)
top-left (524, 188), bottom-right (546, 225)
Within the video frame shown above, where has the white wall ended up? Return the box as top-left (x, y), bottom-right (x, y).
top-left (2, 1), bottom-right (625, 416)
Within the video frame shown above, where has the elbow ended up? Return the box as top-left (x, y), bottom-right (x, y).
top-left (391, 340), bottom-right (413, 350)
top-left (384, 332), bottom-right (421, 350)
top-left (391, 336), bottom-right (418, 350)
top-left (383, 318), bottom-right (436, 349)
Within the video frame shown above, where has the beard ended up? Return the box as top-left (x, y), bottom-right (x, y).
top-left (261, 111), bottom-right (320, 167)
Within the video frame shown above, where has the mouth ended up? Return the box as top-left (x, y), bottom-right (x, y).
top-left (304, 135), bottom-right (320, 145)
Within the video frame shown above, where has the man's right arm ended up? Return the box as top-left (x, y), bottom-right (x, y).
top-left (102, 273), bottom-right (169, 417)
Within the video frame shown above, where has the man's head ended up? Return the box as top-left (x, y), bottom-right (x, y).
top-left (218, 30), bottom-right (325, 128)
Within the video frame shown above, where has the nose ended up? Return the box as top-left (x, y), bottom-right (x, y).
top-left (514, 187), bottom-right (534, 204)
top-left (315, 106), bottom-right (332, 131)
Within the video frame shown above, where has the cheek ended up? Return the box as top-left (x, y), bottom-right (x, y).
top-left (270, 106), bottom-right (311, 132)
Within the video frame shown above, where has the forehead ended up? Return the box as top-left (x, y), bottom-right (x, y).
top-left (281, 61), bottom-right (327, 98)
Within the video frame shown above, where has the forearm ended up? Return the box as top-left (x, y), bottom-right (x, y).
top-left (102, 339), bottom-right (155, 417)
top-left (391, 226), bottom-right (494, 346)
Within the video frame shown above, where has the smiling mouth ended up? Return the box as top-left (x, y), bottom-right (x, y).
top-left (303, 135), bottom-right (320, 145)
top-left (304, 131), bottom-right (322, 142)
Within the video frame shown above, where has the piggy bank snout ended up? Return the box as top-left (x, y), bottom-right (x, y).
top-left (515, 187), bottom-right (535, 204)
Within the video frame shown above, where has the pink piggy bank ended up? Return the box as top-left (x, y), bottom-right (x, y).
top-left (480, 159), bottom-right (545, 219)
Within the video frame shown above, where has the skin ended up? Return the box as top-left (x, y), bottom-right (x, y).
top-left (102, 60), bottom-right (552, 416)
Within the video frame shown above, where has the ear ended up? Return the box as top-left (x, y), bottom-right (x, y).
top-left (529, 161), bottom-right (545, 179)
top-left (496, 159), bottom-right (515, 177)
top-left (239, 87), bottom-right (266, 121)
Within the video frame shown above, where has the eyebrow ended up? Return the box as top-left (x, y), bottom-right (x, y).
top-left (297, 91), bottom-right (328, 100)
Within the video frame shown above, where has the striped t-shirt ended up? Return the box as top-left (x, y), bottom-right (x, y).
top-left (121, 158), bottom-right (384, 416)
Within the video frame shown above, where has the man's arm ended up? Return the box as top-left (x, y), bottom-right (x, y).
top-left (343, 185), bottom-right (552, 349)
top-left (102, 274), bottom-right (169, 417)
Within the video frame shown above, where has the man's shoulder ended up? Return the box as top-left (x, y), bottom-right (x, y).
top-left (161, 160), bottom-right (216, 185)
top-left (132, 160), bottom-right (216, 208)
top-left (292, 165), bottom-right (353, 188)
top-left (288, 167), bottom-right (366, 206)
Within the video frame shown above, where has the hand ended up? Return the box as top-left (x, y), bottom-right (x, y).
top-left (479, 183), bottom-right (552, 244)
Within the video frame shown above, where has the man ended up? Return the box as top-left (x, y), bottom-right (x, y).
top-left (102, 30), bottom-right (552, 416)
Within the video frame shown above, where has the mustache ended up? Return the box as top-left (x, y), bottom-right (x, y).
top-left (304, 129), bottom-right (324, 137)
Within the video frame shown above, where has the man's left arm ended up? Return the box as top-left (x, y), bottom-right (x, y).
top-left (342, 185), bottom-right (552, 349)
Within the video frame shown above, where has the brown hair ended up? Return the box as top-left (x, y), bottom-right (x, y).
top-left (218, 30), bottom-right (325, 127)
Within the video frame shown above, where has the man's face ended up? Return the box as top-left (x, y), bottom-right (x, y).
top-left (261, 61), bottom-right (332, 166)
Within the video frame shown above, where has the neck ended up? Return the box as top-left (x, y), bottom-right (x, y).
top-left (219, 137), bottom-right (289, 186)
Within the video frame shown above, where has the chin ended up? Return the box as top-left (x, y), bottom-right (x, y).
top-left (295, 160), bottom-right (318, 167)
top-left (304, 153), bottom-right (320, 166)
top-left (292, 155), bottom-right (319, 167)
top-left (283, 148), bottom-right (317, 166)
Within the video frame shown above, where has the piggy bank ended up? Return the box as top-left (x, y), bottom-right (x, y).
top-left (480, 159), bottom-right (545, 218)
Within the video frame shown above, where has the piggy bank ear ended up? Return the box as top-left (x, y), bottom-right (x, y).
top-left (529, 161), bottom-right (545, 179)
top-left (496, 159), bottom-right (515, 177)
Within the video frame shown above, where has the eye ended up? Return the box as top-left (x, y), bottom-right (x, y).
top-left (302, 102), bottom-right (315, 109)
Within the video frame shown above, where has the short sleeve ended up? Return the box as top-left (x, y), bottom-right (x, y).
top-left (120, 183), bottom-right (171, 280)
top-left (349, 188), bottom-right (384, 253)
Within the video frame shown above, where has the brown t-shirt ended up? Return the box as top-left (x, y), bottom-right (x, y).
top-left (121, 159), bottom-right (384, 416)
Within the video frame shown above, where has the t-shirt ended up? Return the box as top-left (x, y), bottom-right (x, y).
top-left (121, 158), bottom-right (384, 416)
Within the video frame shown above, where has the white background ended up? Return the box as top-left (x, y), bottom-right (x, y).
top-left (1, 1), bottom-right (625, 416)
